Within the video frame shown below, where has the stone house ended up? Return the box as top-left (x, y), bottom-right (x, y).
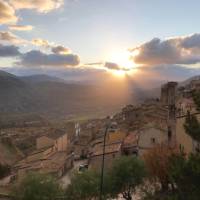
top-left (14, 152), bottom-right (73, 179)
top-left (107, 129), bottom-right (127, 144)
top-left (88, 142), bottom-right (122, 172)
top-left (138, 126), bottom-right (168, 156)
top-left (122, 132), bottom-right (139, 155)
top-left (176, 113), bottom-right (200, 155)
top-left (189, 79), bottom-right (200, 91)
top-left (36, 131), bottom-right (68, 152)
top-left (13, 130), bottom-right (73, 180)
top-left (176, 98), bottom-right (196, 116)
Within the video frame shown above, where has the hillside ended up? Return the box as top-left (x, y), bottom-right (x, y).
top-left (0, 71), bottom-right (133, 120)
top-left (1, 70), bottom-right (198, 121)
top-left (179, 75), bottom-right (200, 87)
top-left (20, 74), bottom-right (66, 84)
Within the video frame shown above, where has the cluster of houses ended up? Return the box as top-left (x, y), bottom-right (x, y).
top-left (85, 79), bottom-right (200, 171)
top-left (13, 129), bottom-right (74, 180)
top-left (1, 78), bottom-right (200, 185)
top-left (176, 79), bottom-right (200, 154)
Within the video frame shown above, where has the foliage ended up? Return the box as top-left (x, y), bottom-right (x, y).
top-left (109, 156), bottom-right (146, 200)
top-left (184, 111), bottom-right (200, 142)
top-left (168, 153), bottom-right (200, 200)
top-left (65, 170), bottom-right (101, 200)
top-left (12, 172), bottom-right (62, 200)
top-left (0, 163), bottom-right (10, 179)
top-left (144, 151), bottom-right (200, 200)
top-left (143, 144), bottom-right (179, 191)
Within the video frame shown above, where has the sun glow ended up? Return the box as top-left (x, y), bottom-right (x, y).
top-left (106, 49), bottom-right (138, 77)
top-left (109, 49), bottom-right (134, 69)
top-left (112, 69), bottom-right (127, 77)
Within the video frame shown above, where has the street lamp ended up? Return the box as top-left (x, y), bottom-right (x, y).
top-left (99, 117), bottom-right (111, 200)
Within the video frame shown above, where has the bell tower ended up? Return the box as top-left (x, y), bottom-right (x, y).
top-left (161, 82), bottom-right (178, 147)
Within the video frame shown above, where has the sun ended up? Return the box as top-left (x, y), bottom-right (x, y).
top-left (108, 49), bottom-right (135, 70)
top-left (105, 48), bottom-right (138, 77)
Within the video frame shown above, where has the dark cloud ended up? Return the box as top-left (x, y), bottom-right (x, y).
top-left (180, 33), bottom-right (200, 49)
top-left (0, 44), bottom-right (20, 57)
top-left (130, 33), bottom-right (200, 66)
top-left (32, 38), bottom-right (71, 56)
top-left (104, 62), bottom-right (121, 70)
top-left (18, 50), bottom-right (80, 67)
top-left (51, 45), bottom-right (70, 54)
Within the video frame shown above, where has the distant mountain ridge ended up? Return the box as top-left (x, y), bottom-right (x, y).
top-left (0, 71), bottom-right (133, 120)
top-left (20, 74), bottom-right (66, 84)
top-left (0, 70), bottom-right (198, 120)
top-left (179, 75), bottom-right (200, 87)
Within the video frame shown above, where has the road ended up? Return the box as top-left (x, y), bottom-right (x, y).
top-left (60, 159), bottom-right (88, 188)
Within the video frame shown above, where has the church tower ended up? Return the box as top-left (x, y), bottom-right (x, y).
top-left (160, 82), bottom-right (178, 147)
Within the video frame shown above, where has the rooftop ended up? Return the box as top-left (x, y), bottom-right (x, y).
top-left (91, 142), bottom-right (121, 157)
top-left (123, 133), bottom-right (139, 146)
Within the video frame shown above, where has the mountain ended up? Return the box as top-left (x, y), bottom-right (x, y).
top-left (0, 70), bottom-right (25, 89)
top-left (0, 71), bottom-right (40, 113)
top-left (1, 70), bottom-right (184, 121)
top-left (179, 75), bottom-right (200, 87)
top-left (0, 71), bottom-right (133, 120)
top-left (20, 74), bottom-right (66, 84)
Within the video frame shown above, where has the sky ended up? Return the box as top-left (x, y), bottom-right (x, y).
top-left (0, 0), bottom-right (200, 83)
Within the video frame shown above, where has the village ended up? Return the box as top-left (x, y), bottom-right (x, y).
top-left (0, 78), bottom-right (200, 196)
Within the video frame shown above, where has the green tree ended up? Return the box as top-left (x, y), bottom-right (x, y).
top-left (65, 170), bottom-right (100, 200)
top-left (169, 153), bottom-right (200, 200)
top-left (184, 111), bottom-right (200, 142)
top-left (12, 172), bottom-right (62, 200)
top-left (145, 152), bottom-right (200, 200)
top-left (109, 156), bottom-right (146, 200)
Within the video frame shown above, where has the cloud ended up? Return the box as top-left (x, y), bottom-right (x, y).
top-left (0, 0), bottom-right (64, 25)
top-left (180, 34), bottom-right (200, 49)
top-left (51, 45), bottom-right (70, 54)
top-left (18, 50), bottom-right (80, 67)
top-left (32, 38), bottom-right (51, 47)
top-left (0, 44), bottom-right (20, 57)
top-left (130, 33), bottom-right (200, 66)
top-left (0, 0), bottom-right (18, 24)
top-left (10, 0), bottom-right (64, 13)
top-left (32, 38), bottom-right (71, 55)
top-left (8, 25), bottom-right (33, 31)
top-left (104, 62), bottom-right (121, 70)
top-left (0, 31), bottom-right (26, 44)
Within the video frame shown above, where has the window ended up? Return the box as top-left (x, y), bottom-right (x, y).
top-left (151, 137), bottom-right (156, 144)
top-left (168, 127), bottom-right (172, 141)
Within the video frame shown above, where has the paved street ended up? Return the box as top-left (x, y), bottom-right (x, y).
top-left (60, 159), bottom-right (88, 188)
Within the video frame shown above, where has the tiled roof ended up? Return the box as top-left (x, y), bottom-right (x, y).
top-left (91, 142), bottom-right (121, 156)
top-left (123, 133), bottom-right (139, 146)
